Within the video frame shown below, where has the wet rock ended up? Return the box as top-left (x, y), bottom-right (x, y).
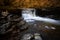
top-left (21, 33), bottom-right (33, 40)
top-left (21, 33), bottom-right (42, 40)
top-left (34, 33), bottom-right (42, 40)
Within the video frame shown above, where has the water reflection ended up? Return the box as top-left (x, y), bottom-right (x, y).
top-left (45, 26), bottom-right (56, 30)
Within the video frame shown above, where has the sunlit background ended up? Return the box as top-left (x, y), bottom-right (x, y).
top-left (0, 0), bottom-right (60, 9)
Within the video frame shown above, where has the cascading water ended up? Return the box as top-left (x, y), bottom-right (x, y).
top-left (22, 8), bottom-right (60, 25)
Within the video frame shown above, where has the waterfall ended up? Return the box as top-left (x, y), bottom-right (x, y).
top-left (22, 8), bottom-right (60, 25)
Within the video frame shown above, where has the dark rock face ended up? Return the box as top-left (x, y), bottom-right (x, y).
top-left (36, 8), bottom-right (60, 20)
top-left (0, 10), bottom-right (29, 40)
